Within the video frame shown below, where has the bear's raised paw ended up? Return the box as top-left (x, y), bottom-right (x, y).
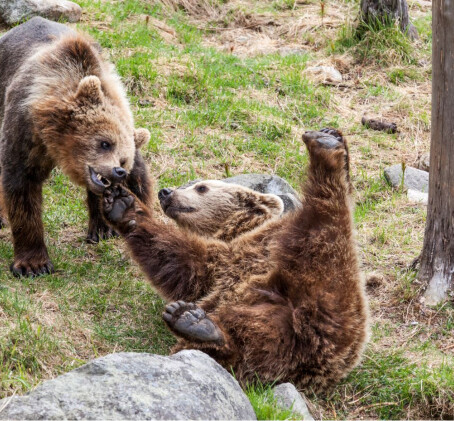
top-left (163, 301), bottom-right (223, 344)
top-left (302, 128), bottom-right (345, 150)
top-left (103, 186), bottom-right (135, 224)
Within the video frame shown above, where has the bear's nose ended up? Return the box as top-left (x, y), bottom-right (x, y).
top-left (112, 167), bottom-right (127, 181)
top-left (158, 188), bottom-right (173, 201)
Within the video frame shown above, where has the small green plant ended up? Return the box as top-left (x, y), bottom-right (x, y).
top-left (245, 382), bottom-right (302, 420)
top-left (334, 18), bottom-right (416, 66)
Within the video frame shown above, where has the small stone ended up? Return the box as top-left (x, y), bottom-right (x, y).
top-left (305, 66), bottom-right (343, 84)
top-left (384, 165), bottom-right (429, 193)
top-left (417, 152), bottom-right (430, 172)
top-left (236, 36), bottom-right (249, 43)
top-left (0, 0), bottom-right (82, 25)
top-left (273, 383), bottom-right (314, 420)
top-left (138, 99), bottom-right (155, 107)
top-left (407, 189), bottom-right (428, 205)
top-left (278, 47), bottom-right (307, 57)
top-left (0, 351), bottom-right (257, 420)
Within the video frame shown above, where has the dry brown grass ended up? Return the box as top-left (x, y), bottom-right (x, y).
top-left (2, 0), bottom-right (452, 418)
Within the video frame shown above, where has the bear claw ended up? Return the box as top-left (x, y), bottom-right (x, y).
top-left (10, 261), bottom-right (54, 278)
top-left (163, 301), bottom-right (223, 343)
top-left (86, 223), bottom-right (118, 244)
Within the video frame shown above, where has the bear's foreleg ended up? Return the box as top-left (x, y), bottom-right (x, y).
top-left (0, 179), bottom-right (7, 228)
top-left (86, 151), bottom-right (152, 243)
top-left (3, 178), bottom-right (54, 277)
top-left (102, 186), bottom-right (226, 302)
top-left (86, 190), bottom-right (119, 243)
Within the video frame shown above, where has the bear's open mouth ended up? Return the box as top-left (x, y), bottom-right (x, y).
top-left (89, 167), bottom-right (111, 188)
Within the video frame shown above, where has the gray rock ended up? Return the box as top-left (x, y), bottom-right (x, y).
top-left (384, 164), bottom-right (429, 192)
top-left (278, 47), bottom-right (307, 57)
top-left (0, 0), bottom-right (82, 26)
top-left (273, 383), bottom-right (314, 421)
top-left (407, 189), bottom-right (428, 204)
top-left (0, 350), bottom-right (257, 420)
top-left (417, 152), bottom-right (430, 172)
top-left (223, 173), bottom-right (301, 213)
top-left (305, 66), bottom-right (343, 84)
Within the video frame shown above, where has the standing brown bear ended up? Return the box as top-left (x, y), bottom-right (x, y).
top-left (102, 129), bottom-right (369, 392)
top-left (0, 17), bottom-right (151, 276)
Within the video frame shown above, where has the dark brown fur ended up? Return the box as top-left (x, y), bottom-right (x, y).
top-left (103, 130), bottom-right (368, 392)
top-left (0, 18), bottom-right (152, 276)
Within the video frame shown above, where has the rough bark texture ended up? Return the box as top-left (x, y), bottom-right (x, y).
top-left (360, 0), bottom-right (418, 39)
top-left (418, 0), bottom-right (454, 305)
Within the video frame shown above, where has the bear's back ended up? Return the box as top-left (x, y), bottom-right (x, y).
top-left (0, 17), bottom-right (72, 117)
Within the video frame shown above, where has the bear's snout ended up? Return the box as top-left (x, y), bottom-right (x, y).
top-left (158, 188), bottom-right (173, 202)
top-left (112, 167), bottom-right (128, 182)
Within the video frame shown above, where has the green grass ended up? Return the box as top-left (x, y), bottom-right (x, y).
top-left (334, 19), bottom-right (417, 66)
top-left (325, 349), bottom-right (454, 419)
top-left (1, 0), bottom-right (451, 419)
top-left (245, 382), bottom-right (304, 420)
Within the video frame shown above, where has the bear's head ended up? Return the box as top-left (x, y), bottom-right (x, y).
top-left (31, 74), bottom-right (150, 195)
top-left (158, 180), bottom-right (284, 241)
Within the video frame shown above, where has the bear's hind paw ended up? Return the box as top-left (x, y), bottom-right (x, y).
top-left (163, 301), bottom-right (223, 344)
top-left (302, 129), bottom-right (344, 150)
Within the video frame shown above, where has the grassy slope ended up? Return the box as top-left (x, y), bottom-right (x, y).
top-left (0, 0), bottom-right (453, 419)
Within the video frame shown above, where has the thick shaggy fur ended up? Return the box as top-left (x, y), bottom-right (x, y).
top-left (0, 17), bottom-right (152, 276)
top-left (103, 130), bottom-right (369, 392)
top-left (159, 180), bottom-right (285, 241)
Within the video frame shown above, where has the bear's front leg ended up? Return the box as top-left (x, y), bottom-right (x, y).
top-left (86, 189), bottom-right (118, 243)
top-left (4, 180), bottom-right (54, 277)
top-left (0, 182), bottom-right (7, 229)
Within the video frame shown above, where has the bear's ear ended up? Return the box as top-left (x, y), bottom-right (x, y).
top-left (134, 128), bottom-right (150, 149)
top-left (75, 75), bottom-right (103, 105)
top-left (259, 194), bottom-right (284, 216)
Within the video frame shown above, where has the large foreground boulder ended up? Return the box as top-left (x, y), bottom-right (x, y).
top-left (0, 0), bottom-right (82, 25)
top-left (0, 350), bottom-right (256, 420)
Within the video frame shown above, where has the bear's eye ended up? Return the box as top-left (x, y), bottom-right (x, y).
top-left (100, 141), bottom-right (111, 151)
top-left (196, 185), bottom-right (208, 194)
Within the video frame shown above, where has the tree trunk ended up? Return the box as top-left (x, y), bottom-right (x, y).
top-left (418, 0), bottom-right (454, 306)
top-left (359, 0), bottom-right (418, 39)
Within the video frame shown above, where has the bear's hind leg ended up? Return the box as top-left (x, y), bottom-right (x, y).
top-left (301, 128), bottom-right (351, 195)
top-left (163, 301), bottom-right (224, 344)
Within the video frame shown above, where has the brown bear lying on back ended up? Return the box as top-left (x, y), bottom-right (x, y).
top-left (102, 128), bottom-right (369, 392)
top-left (0, 17), bottom-right (151, 276)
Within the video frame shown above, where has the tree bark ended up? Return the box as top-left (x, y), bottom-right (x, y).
top-left (359, 0), bottom-right (418, 39)
top-left (418, 0), bottom-right (454, 306)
